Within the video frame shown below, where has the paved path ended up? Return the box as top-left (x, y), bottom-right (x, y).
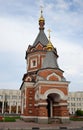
top-left (0, 120), bottom-right (83, 129)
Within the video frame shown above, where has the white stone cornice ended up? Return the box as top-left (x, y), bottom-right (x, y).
top-left (28, 69), bottom-right (38, 72)
top-left (28, 53), bottom-right (38, 57)
top-left (20, 116), bottom-right (48, 119)
top-left (21, 82), bottom-right (34, 91)
top-left (53, 116), bottom-right (69, 119)
top-left (34, 84), bottom-right (68, 90)
top-left (35, 80), bottom-right (69, 86)
top-left (24, 82), bottom-right (34, 87)
top-left (35, 87), bottom-right (68, 101)
top-left (20, 116), bottom-right (37, 118)
top-left (38, 117), bottom-right (48, 119)
top-left (53, 103), bottom-right (68, 106)
top-left (34, 102), bottom-right (47, 106)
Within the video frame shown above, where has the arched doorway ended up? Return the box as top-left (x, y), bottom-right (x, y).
top-left (47, 93), bottom-right (60, 118)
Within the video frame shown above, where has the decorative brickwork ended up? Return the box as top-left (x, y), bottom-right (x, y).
top-left (20, 11), bottom-right (70, 123)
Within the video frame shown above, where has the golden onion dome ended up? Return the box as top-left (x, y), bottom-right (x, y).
top-left (39, 16), bottom-right (45, 21)
top-left (47, 29), bottom-right (53, 51)
top-left (39, 6), bottom-right (45, 21)
top-left (47, 41), bottom-right (53, 51)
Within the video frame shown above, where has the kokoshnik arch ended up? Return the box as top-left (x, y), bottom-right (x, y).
top-left (20, 9), bottom-right (70, 123)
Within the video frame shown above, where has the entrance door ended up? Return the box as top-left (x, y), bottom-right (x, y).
top-left (47, 98), bottom-right (51, 117)
top-left (47, 93), bottom-right (60, 118)
top-left (47, 95), bottom-right (53, 118)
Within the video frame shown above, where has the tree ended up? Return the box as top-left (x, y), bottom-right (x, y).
top-left (4, 101), bottom-right (8, 112)
top-left (75, 110), bottom-right (83, 116)
top-left (0, 101), bottom-right (2, 112)
top-left (0, 101), bottom-right (2, 108)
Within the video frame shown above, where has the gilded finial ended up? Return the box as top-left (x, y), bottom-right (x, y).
top-left (40, 6), bottom-right (43, 16)
top-left (39, 6), bottom-right (44, 21)
top-left (39, 5), bottom-right (45, 30)
top-left (47, 29), bottom-right (53, 51)
top-left (48, 29), bottom-right (51, 41)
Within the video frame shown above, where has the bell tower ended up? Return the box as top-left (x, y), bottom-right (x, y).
top-left (20, 9), bottom-right (70, 124)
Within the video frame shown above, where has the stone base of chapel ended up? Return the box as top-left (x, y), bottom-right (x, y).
top-left (60, 117), bottom-right (70, 123)
top-left (21, 116), bottom-right (70, 124)
top-left (36, 117), bottom-right (48, 124)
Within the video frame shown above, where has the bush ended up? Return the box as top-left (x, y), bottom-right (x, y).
top-left (70, 117), bottom-right (83, 121)
top-left (0, 116), bottom-right (20, 122)
top-left (4, 117), bottom-right (16, 122)
top-left (75, 110), bottom-right (83, 116)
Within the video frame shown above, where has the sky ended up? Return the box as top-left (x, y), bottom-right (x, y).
top-left (0, 0), bottom-right (83, 92)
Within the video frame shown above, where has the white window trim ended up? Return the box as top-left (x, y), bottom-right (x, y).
top-left (31, 58), bottom-right (37, 68)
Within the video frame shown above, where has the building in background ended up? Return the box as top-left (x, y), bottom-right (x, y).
top-left (68, 92), bottom-right (83, 115)
top-left (0, 89), bottom-right (21, 114)
top-left (20, 10), bottom-right (69, 123)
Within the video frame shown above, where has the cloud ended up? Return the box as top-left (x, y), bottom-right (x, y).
top-left (52, 37), bottom-right (83, 91)
top-left (0, 51), bottom-right (26, 84)
top-left (44, 0), bottom-right (83, 36)
top-left (0, 82), bottom-right (20, 90)
top-left (0, 0), bottom-right (83, 91)
top-left (0, 17), bottom-right (38, 52)
top-left (0, 15), bottom-right (39, 90)
top-left (55, 38), bottom-right (83, 75)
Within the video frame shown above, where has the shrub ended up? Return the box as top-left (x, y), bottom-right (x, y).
top-left (0, 116), bottom-right (20, 122)
top-left (70, 117), bottom-right (83, 121)
top-left (4, 117), bottom-right (16, 122)
top-left (75, 110), bottom-right (83, 116)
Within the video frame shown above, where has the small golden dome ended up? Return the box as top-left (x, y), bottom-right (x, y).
top-left (39, 6), bottom-right (45, 21)
top-left (39, 7), bottom-right (45, 30)
top-left (39, 16), bottom-right (45, 21)
top-left (47, 41), bottom-right (53, 51)
top-left (47, 29), bottom-right (53, 51)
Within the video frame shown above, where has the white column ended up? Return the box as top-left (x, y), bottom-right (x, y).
top-left (9, 94), bottom-right (12, 114)
top-left (9, 102), bottom-right (11, 114)
top-left (21, 95), bottom-right (23, 114)
top-left (25, 88), bottom-right (26, 107)
top-left (16, 102), bottom-right (18, 114)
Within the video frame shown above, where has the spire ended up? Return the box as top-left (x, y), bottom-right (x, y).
top-left (47, 29), bottom-right (53, 51)
top-left (33, 6), bottom-right (48, 46)
top-left (39, 6), bottom-right (45, 30)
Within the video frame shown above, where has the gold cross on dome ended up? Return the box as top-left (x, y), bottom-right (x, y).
top-left (40, 6), bottom-right (43, 16)
top-left (48, 29), bottom-right (51, 40)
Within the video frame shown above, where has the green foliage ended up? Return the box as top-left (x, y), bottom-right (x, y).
top-left (70, 110), bottom-right (83, 121)
top-left (4, 117), bottom-right (16, 122)
top-left (70, 117), bottom-right (83, 121)
top-left (75, 110), bottom-right (83, 116)
top-left (2, 116), bottom-right (20, 122)
top-left (0, 101), bottom-right (2, 108)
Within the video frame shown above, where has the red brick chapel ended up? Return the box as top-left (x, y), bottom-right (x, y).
top-left (20, 10), bottom-right (70, 123)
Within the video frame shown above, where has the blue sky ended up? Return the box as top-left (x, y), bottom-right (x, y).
top-left (0, 0), bottom-right (83, 91)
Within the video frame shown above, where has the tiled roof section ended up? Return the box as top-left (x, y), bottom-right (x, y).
top-left (33, 30), bottom-right (48, 46)
top-left (42, 51), bottom-right (59, 69)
